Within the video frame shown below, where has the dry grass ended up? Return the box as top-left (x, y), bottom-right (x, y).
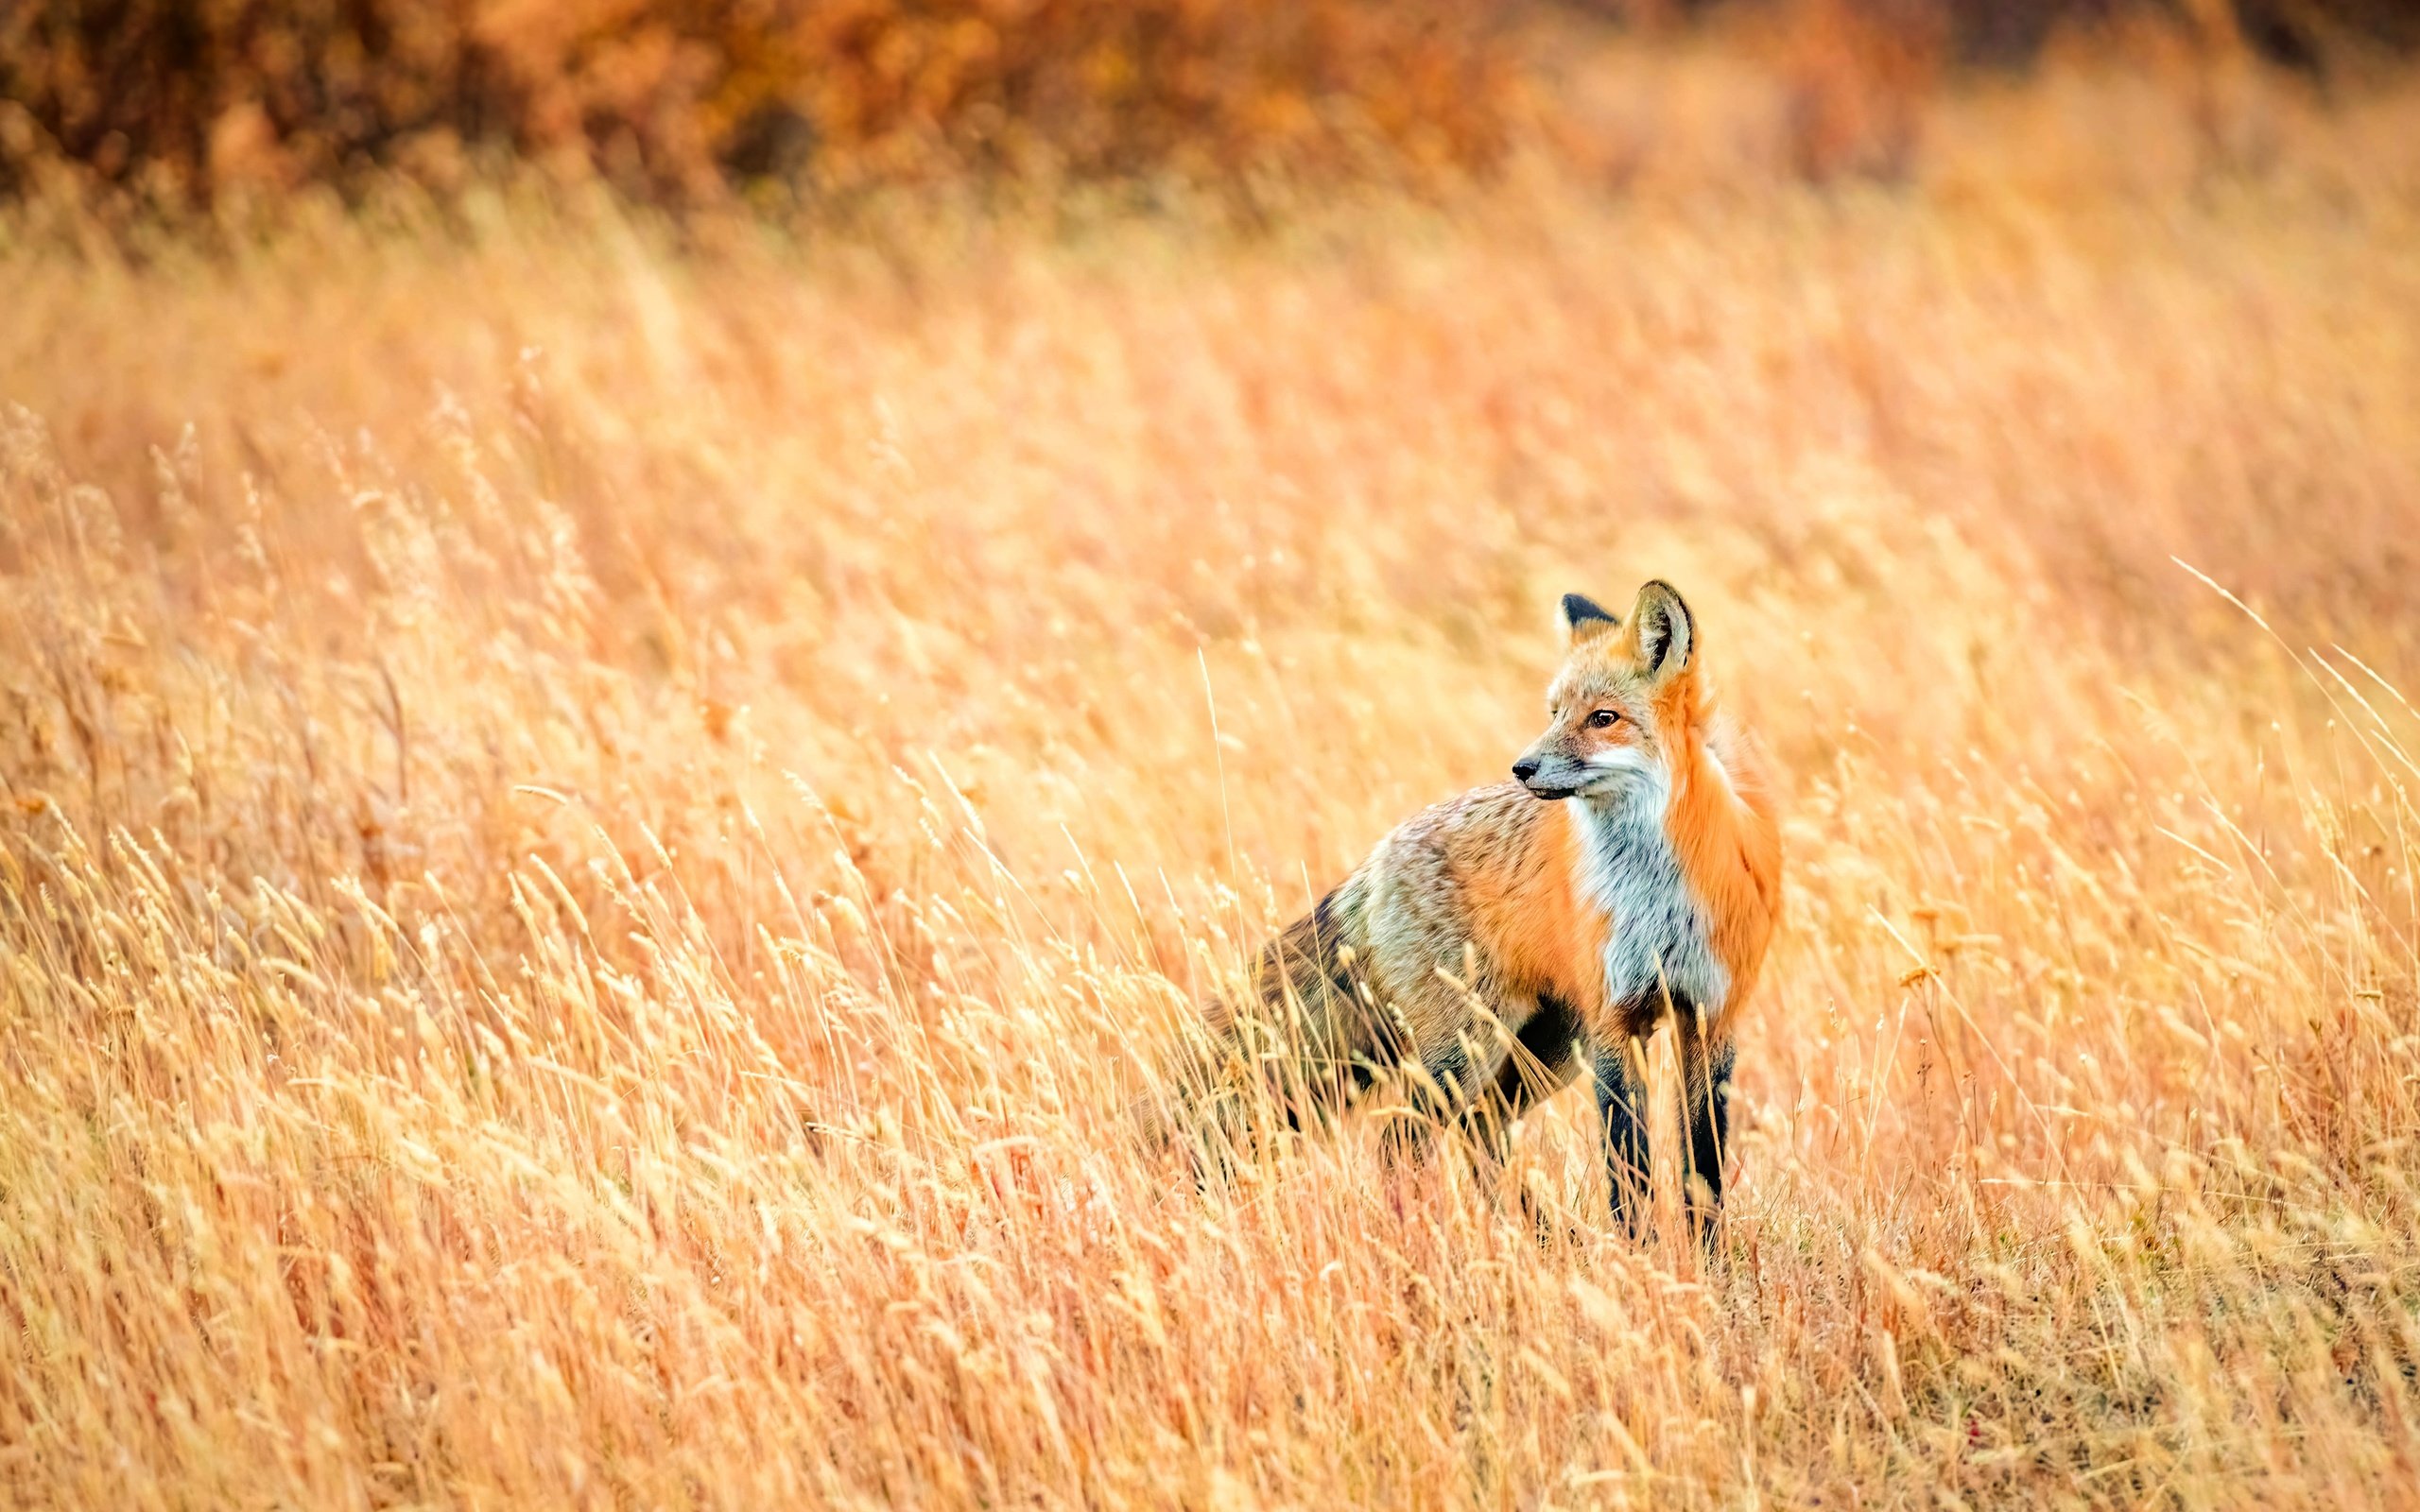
top-left (5, 69), bottom-right (2420, 1510)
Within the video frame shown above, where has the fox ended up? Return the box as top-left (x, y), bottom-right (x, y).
top-left (1190, 579), bottom-right (1782, 1237)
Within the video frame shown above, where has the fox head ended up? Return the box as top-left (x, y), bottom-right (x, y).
top-left (1511, 580), bottom-right (1700, 800)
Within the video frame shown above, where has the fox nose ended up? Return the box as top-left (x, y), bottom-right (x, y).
top-left (1512, 756), bottom-right (1542, 783)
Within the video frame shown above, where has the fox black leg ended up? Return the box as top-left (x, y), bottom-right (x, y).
top-left (1594, 1043), bottom-right (1651, 1237)
top-left (1682, 1032), bottom-right (1736, 1247)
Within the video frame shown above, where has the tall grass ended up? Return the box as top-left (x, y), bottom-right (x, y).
top-left (3, 73), bottom-right (2420, 1509)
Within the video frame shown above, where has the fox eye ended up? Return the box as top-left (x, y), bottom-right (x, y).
top-left (1587, 709), bottom-right (1620, 730)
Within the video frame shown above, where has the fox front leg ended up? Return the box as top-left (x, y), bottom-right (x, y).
top-left (1592, 1043), bottom-right (1651, 1237)
top-left (1681, 1032), bottom-right (1736, 1245)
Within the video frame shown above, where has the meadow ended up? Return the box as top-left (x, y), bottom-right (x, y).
top-left (4, 54), bottom-right (2420, 1509)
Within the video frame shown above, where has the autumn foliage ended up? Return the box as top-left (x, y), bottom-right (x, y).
top-left (8, 0), bottom-right (2419, 209)
top-left (0, 0), bottom-right (1518, 203)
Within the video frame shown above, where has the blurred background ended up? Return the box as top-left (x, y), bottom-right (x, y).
top-left (5, 0), bottom-right (2417, 214)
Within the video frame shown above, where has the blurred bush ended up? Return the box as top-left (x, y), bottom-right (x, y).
top-left (0, 0), bottom-right (1519, 205)
top-left (1631, 0), bottom-right (2420, 70)
top-left (1, 0), bottom-right (2412, 208)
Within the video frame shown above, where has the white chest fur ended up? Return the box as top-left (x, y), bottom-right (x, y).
top-left (1571, 766), bottom-right (1730, 1023)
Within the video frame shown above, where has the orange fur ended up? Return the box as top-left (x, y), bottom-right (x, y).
top-left (1456, 800), bottom-right (1612, 1025)
top-left (1650, 651), bottom-right (1784, 1034)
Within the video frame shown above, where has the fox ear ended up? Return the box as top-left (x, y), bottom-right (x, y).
top-left (1628, 580), bottom-right (1695, 681)
top-left (1557, 592), bottom-right (1619, 647)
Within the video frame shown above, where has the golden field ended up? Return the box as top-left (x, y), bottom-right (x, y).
top-left (5, 65), bottom-right (2420, 1510)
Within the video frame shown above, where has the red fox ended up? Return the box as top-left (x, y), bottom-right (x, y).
top-left (1196, 580), bottom-right (1782, 1235)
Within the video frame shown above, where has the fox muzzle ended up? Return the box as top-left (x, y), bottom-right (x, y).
top-left (1512, 748), bottom-right (1592, 799)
